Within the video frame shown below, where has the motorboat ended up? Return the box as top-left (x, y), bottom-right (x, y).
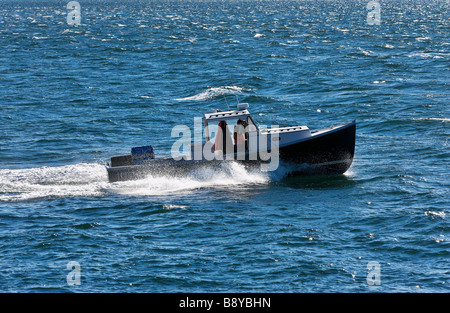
top-left (106, 103), bottom-right (356, 182)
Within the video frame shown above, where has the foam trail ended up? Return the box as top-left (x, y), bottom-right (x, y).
top-left (0, 162), bottom-right (273, 201)
top-left (0, 163), bottom-right (108, 201)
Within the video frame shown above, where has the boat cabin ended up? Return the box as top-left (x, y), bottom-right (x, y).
top-left (201, 103), bottom-right (258, 156)
top-left (200, 103), bottom-right (312, 157)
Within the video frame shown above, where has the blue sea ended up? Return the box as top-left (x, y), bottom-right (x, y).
top-left (0, 0), bottom-right (448, 293)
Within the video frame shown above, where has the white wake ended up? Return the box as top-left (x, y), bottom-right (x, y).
top-left (0, 162), bottom-right (273, 201)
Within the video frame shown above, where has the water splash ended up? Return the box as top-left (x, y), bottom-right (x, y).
top-left (0, 163), bottom-right (108, 201)
top-left (0, 162), bottom-right (271, 201)
top-left (107, 162), bottom-right (270, 197)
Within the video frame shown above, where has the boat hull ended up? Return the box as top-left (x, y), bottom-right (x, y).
top-left (279, 120), bottom-right (356, 175)
top-left (106, 121), bottom-right (356, 182)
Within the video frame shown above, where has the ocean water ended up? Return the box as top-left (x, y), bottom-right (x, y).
top-left (0, 0), bottom-right (448, 293)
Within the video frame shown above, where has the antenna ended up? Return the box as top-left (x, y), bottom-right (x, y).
top-left (223, 94), bottom-right (230, 110)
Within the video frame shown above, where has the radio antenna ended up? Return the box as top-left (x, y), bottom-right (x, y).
top-left (223, 94), bottom-right (230, 110)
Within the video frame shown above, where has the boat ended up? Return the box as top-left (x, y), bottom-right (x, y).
top-left (106, 103), bottom-right (356, 182)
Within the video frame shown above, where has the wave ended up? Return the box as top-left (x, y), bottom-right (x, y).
top-left (175, 86), bottom-right (247, 101)
top-left (412, 117), bottom-right (450, 123)
top-left (356, 47), bottom-right (376, 56)
top-left (415, 36), bottom-right (431, 42)
top-left (407, 52), bottom-right (447, 59)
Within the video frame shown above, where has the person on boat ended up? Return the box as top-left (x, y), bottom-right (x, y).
top-left (214, 120), bottom-right (233, 155)
top-left (234, 119), bottom-right (246, 151)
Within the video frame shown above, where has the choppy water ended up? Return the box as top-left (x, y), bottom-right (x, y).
top-left (0, 0), bottom-right (449, 292)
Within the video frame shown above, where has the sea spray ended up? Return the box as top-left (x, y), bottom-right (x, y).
top-left (0, 163), bottom-right (108, 201)
top-left (0, 162), bottom-right (274, 200)
top-left (107, 161), bottom-right (271, 197)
